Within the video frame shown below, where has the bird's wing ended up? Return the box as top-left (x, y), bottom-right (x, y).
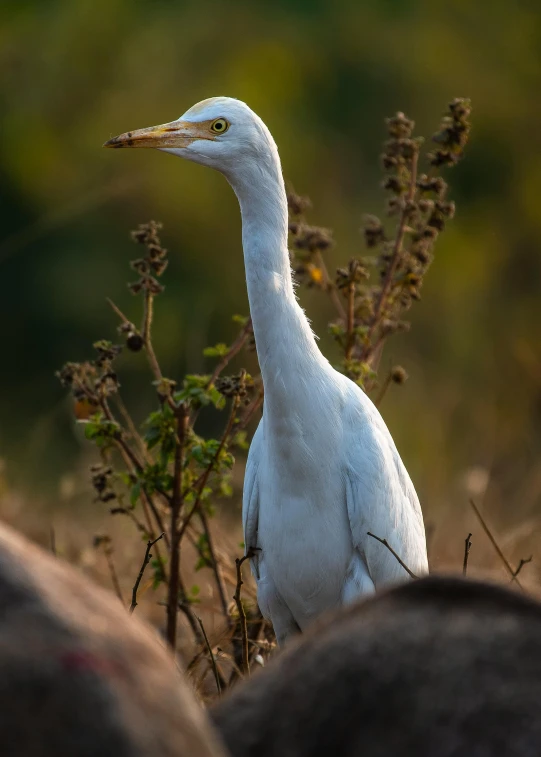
top-left (242, 420), bottom-right (263, 577)
top-left (344, 394), bottom-right (428, 586)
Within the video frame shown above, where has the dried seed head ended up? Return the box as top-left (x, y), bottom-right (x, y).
top-left (293, 224), bottom-right (334, 252)
top-left (418, 198), bottom-right (435, 214)
top-left (382, 176), bottom-right (405, 195)
top-left (126, 332), bottom-right (144, 352)
top-left (128, 280), bottom-right (143, 295)
top-left (391, 365), bottom-right (408, 384)
top-left (287, 191), bottom-right (312, 217)
top-left (150, 258), bottom-right (168, 276)
top-left (386, 112), bottom-right (415, 139)
top-left (215, 371), bottom-right (249, 398)
top-left (429, 98), bottom-right (471, 167)
top-left (363, 216), bottom-right (385, 248)
top-left (417, 175), bottom-right (447, 197)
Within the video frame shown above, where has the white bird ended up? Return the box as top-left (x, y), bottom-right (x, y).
top-left (105, 97), bottom-right (428, 645)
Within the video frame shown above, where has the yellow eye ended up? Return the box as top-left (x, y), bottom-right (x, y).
top-left (211, 118), bottom-right (229, 134)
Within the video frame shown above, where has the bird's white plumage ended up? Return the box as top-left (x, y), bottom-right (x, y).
top-left (110, 96), bottom-right (428, 644)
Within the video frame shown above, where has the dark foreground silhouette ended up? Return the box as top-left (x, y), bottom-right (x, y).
top-left (212, 575), bottom-right (541, 757)
top-left (0, 522), bottom-right (224, 757)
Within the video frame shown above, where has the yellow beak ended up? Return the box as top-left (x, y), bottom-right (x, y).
top-left (103, 120), bottom-right (214, 149)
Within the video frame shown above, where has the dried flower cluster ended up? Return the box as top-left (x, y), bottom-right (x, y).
top-left (288, 97), bottom-right (471, 395)
top-left (129, 220), bottom-right (168, 295)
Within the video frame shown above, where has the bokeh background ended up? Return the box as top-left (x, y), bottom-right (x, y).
top-left (1, 0), bottom-right (541, 594)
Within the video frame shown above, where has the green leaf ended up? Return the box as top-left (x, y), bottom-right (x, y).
top-left (203, 343), bottom-right (229, 358)
top-left (82, 417), bottom-right (121, 448)
top-left (232, 431), bottom-right (249, 450)
top-left (194, 533), bottom-right (212, 572)
top-left (130, 482), bottom-right (141, 506)
top-left (84, 422), bottom-right (101, 441)
top-left (219, 478), bottom-right (233, 498)
top-left (175, 375), bottom-right (226, 410)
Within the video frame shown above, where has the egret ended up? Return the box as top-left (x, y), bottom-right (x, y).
top-left (105, 97), bottom-right (428, 644)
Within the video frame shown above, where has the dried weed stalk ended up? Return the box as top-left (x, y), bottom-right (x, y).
top-left (289, 97), bottom-right (471, 396)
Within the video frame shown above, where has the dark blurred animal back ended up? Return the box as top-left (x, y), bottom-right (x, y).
top-left (0, 522), bottom-right (224, 757)
top-left (212, 575), bottom-right (541, 757)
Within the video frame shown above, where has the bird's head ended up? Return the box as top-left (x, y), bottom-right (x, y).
top-left (104, 96), bottom-right (275, 178)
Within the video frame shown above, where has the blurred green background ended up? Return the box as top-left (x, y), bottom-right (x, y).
top-left (1, 0), bottom-right (541, 565)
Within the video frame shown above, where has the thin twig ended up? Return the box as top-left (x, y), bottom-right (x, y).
top-left (233, 548), bottom-right (257, 676)
top-left (130, 533), bottom-right (164, 614)
top-left (463, 532), bottom-right (472, 576)
top-left (469, 499), bottom-right (524, 590)
top-left (106, 296), bottom-right (131, 326)
top-left (511, 555), bottom-right (533, 583)
top-left (195, 615), bottom-right (222, 695)
top-left (367, 532), bottom-right (418, 579)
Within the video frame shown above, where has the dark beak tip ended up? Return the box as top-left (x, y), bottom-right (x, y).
top-left (103, 137), bottom-right (123, 149)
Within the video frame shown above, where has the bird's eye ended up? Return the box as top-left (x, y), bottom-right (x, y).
top-left (211, 118), bottom-right (229, 134)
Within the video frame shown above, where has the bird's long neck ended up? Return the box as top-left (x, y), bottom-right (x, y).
top-left (225, 144), bottom-right (325, 410)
